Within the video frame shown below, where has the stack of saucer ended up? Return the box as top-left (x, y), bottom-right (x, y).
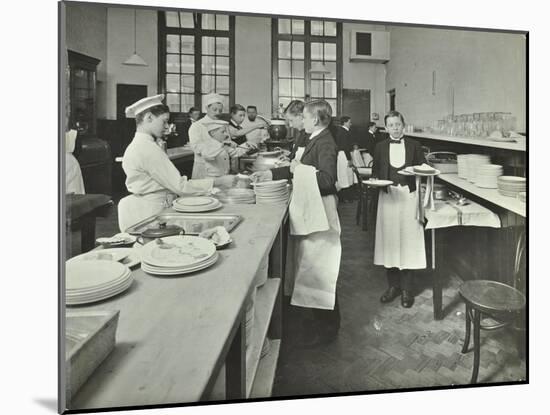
top-left (66, 260), bottom-right (133, 305)
top-left (497, 176), bottom-right (526, 198)
top-left (253, 179), bottom-right (290, 205)
top-left (140, 235), bottom-right (218, 276)
top-left (214, 188), bottom-right (255, 204)
top-left (474, 164), bottom-right (503, 189)
top-left (173, 196), bottom-right (222, 212)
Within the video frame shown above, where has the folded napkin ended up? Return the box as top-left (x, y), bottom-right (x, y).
top-left (289, 164), bottom-right (329, 236)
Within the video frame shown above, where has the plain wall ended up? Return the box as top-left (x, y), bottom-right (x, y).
top-left (342, 23), bottom-right (388, 125)
top-left (105, 7), bottom-right (158, 120)
top-left (385, 26), bottom-right (526, 132)
top-left (235, 16), bottom-right (272, 117)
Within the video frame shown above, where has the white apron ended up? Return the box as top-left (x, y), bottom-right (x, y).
top-left (374, 185), bottom-right (426, 270)
top-left (286, 164), bottom-right (342, 310)
top-left (118, 191), bottom-right (177, 232)
top-left (336, 151), bottom-right (354, 190)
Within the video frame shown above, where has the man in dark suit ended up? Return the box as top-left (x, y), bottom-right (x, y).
top-left (366, 121), bottom-right (385, 156)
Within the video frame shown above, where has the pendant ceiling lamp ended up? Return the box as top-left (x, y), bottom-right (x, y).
top-left (309, 61), bottom-right (331, 75)
top-left (123, 9), bottom-right (148, 66)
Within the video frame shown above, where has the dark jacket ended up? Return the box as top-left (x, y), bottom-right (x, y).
top-left (272, 128), bottom-right (338, 196)
top-left (288, 129), bottom-right (309, 160)
top-left (372, 136), bottom-right (425, 193)
top-left (334, 126), bottom-right (352, 160)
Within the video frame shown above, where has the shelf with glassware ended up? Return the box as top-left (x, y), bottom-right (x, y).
top-left (406, 131), bottom-right (526, 152)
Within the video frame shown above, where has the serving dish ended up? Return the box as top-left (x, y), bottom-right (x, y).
top-left (125, 213), bottom-right (242, 236)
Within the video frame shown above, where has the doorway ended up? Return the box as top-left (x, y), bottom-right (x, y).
top-left (342, 88), bottom-right (370, 148)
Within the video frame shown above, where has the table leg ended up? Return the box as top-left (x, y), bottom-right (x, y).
top-left (225, 312), bottom-right (246, 399)
top-left (470, 309), bottom-right (481, 384)
top-left (80, 214), bottom-right (97, 253)
top-left (431, 229), bottom-right (443, 320)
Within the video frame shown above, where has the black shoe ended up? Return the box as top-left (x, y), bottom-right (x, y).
top-left (401, 290), bottom-right (415, 308)
top-left (380, 287), bottom-right (401, 303)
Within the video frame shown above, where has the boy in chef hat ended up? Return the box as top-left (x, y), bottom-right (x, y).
top-left (125, 94), bottom-right (169, 124)
top-left (201, 120), bottom-right (247, 177)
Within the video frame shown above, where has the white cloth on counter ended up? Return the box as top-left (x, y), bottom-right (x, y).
top-left (425, 199), bottom-right (501, 230)
top-left (336, 151), bottom-right (354, 190)
top-left (288, 163), bottom-right (342, 310)
top-left (65, 129), bottom-right (85, 194)
top-left (374, 185), bottom-right (426, 270)
top-left (119, 131), bottom-right (213, 231)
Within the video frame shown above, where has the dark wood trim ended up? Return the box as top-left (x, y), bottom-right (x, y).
top-left (336, 22), bottom-right (343, 116)
top-left (67, 50), bottom-right (100, 70)
top-left (229, 15), bottom-right (236, 108)
top-left (157, 11), bottom-right (165, 98)
top-left (271, 18), bottom-right (279, 115)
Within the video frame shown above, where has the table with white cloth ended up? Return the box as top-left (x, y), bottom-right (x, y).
top-left (424, 199), bottom-right (501, 320)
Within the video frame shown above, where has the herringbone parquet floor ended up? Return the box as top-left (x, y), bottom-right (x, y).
top-left (272, 201), bottom-right (526, 397)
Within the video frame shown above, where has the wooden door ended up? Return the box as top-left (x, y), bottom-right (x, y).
top-left (342, 88), bottom-right (371, 148)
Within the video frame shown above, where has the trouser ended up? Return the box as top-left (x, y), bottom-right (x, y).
top-left (386, 268), bottom-right (413, 292)
top-left (311, 292), bottom-right (341, 333)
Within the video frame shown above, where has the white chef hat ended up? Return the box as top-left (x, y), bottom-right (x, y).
top-left (125, 94), bottom-right (165, 118)
top-left (205, 120), bottom-right (229, 132)
top-left (203, 93), bottom-right (224, 108)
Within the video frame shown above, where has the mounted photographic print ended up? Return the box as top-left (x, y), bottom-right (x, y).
top-left (59, 0), bottom-right (527, 413)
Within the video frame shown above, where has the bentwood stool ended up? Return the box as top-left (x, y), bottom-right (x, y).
top-left (458, 280), bottom-right (526, 384)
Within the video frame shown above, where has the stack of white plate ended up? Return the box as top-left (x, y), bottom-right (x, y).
top-left (474, 164), bottom-right (503, 189)
top-left (173, 196), bottom-right (222, 213)
top-left (497, 176), bottom-right (526, 198)
top-left (253, 179), bottom-right (290, 205)
top-left (66, 260), bottom-right (133, 305)
top-left (68, 247), bottom-right (141, 268)
top-left (214, 188), bottom-right (255, 204)
top-left (140, 235), bottom-right (218, 276)
top-left (465, 154), bottom-right (491, 182)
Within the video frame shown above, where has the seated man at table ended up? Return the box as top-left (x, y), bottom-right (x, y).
top-left (118, 94), bottom-right (235, 232)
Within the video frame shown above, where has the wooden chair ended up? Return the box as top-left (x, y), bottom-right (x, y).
top-left (459, 280), bottom-right (526, 383)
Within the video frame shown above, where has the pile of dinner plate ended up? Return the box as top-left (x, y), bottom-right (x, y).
top-left (474, 164), bottom-right (503, 189)
top-left (140, 235), bottom-right (218, 276)
top-left (66, 260), bottom-right (133, 305)
top-left (457, 154), bottom-right (491, 182)
top-left (497, 176), bottom-right (526, 198)
top-left (173, 196), bottom-right (222, 213)
top-left (214, 188), bottom-right (256, 204)
top-left (253, 179), bottom-right (290, 205)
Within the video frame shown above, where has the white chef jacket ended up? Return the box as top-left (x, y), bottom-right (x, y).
top-left (118, 132), bottom-right (213, 231)
top-left (242, 118), bottom-right (269, 146)
top-left (189, 115), bottom-right (225, 179)
top-left (122, 132), bottom-right (213, 195)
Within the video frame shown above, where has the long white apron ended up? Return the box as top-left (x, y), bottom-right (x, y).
top-left (336, 151), bottom-right (354, 190)
top-left (374, 185), bottom-right (426, 269)
top-left (118, 191), bottom-right (176, 232)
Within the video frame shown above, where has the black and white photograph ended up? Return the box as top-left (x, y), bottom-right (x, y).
top-left (56, 0), bottom-right (531, 412)
top-left (6, 0), bottom-right (546, 414)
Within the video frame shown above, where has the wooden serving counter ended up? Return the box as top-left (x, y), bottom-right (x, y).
top-left (66, 202), bottom-right (288, 411)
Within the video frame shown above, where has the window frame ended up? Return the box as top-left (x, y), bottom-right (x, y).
top-left (158, 11), bottom-right (235, 113)
top-left (271, 18), bottom-right (343, 115)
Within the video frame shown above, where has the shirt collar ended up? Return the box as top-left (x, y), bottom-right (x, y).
top-left (309, 127), bottom-right (326, 140)
top-left (134, 131), bottom-right (155, 142)
top-left (342, 125), bottom-right (349, 131)
top-left (229, 119), bottom-right (242, 129)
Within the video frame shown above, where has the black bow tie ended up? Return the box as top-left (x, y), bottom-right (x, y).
top-left (390, 138), bottom-right (403, 144)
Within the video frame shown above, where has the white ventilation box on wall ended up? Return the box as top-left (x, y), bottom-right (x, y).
top-left (350, 30), bottom-right (390, 63)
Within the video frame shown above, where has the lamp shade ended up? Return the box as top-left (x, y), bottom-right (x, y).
top-left (124, 53), bottom-right (148, 66)
top-left (309, 62), bottom-right (331, 75)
